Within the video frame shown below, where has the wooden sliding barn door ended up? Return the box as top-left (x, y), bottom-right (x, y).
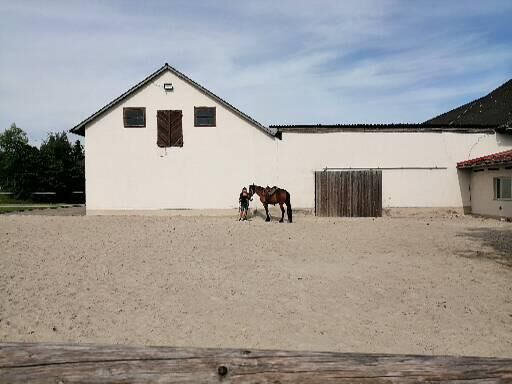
top-left (315, 170), bottom-right (382, 217)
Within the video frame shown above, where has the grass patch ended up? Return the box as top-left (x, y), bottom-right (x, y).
top-left (0, 203), bottom-right (69, 214)
top-left (0, 194), bottom-right (33, 205)
top-left (0, 193), bottom-right (80, 214)
top-left (0, 206), bottom-right (35, 214)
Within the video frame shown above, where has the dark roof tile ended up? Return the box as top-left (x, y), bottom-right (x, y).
top-left (426, 79), bottom-right (512, 127)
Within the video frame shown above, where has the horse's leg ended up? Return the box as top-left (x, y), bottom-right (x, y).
top-left (279, 202), bottom-right (285, 223)
top-left (264, 203), bottom-right (271, 222)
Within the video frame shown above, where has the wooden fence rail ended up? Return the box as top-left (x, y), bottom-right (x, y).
top-left (1, 342), bottom-right (511, 383)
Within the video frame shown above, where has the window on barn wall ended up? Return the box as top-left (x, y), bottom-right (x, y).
top-left (194, 107), bottom-right (216, 127)
top-left (494, 177), bottom-right (512, 200)
top-left (123, 107), bottom-right (146, 127)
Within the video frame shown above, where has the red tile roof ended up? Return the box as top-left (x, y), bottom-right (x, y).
top-left (457, 149), bottom-right (512, 169)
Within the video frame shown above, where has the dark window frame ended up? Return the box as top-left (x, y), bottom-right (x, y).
top-left (194, 106), bottom-right (216, 127)
top-left (494, 176), bottom-right (512, 200)
top-left (123, 107), bottom-right (146, 128)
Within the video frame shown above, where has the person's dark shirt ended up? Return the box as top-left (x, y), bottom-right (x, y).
top-left (239, 192), bottom-right (249, 203)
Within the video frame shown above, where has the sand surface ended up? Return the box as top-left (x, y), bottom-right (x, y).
top-left (1, 213), bottom-right (511, 357)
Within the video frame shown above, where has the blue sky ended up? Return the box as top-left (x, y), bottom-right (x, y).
top-left (1, 0), bottom-right (512, 143)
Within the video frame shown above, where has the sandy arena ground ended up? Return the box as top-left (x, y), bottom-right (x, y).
top-left (1, 210), bottom-right (511, 357)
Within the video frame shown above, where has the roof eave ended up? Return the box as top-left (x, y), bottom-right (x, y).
top-left (70, 125), bottom-right (85, 136)
top-left (496, 124), bottom-right (512, 134)
top-left (457, 161), bottom-right (512, 169)
top-left (271, 124), bottom-right (500, 134)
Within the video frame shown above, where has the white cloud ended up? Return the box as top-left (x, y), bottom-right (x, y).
top-left (0, 0), bottom-right (511, 141)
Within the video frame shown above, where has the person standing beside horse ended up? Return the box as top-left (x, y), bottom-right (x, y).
top-left (239, 187), bottom-right (251, 221)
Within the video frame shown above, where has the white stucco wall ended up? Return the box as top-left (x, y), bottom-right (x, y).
top-left (84, 69), bottom-right (512, 212)
top-left (469, 168), bottom-right (512, 218)
top-left (275, 131), bottom-right (512, 208)
top-left (85, 70), bottom-right (277, 210)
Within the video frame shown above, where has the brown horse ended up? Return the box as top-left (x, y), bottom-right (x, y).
top-left (249, 184), bottom-right (292, 223)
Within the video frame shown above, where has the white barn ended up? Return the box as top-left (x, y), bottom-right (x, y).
top-left (70, 64), bottom-right (512, 216)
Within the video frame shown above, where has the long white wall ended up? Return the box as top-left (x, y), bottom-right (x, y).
top-left (85, 69), bottom-right (512, 211)
top-left (470, 168), bottom-right (512, 218)
top-left (275, 131), bottom-right (512, 208)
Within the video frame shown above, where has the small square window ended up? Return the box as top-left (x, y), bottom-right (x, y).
top-left (123, 107), bottom-right (146, 127)
top-left (194, 107), bottom-right (216, 127)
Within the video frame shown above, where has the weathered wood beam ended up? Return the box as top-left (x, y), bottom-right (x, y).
top-left (1, 342), bottom-right (511, 383)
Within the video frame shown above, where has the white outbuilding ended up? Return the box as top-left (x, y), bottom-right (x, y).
top-left (457, 150), bottom-right (512, 219)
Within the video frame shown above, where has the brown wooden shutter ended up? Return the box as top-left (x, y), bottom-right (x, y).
top-left (170, 110), bottom-right (183, 147)
top-left (157, 110), bottom-right (171, 147)
top-left (157, 110), bottom-right (183, 148)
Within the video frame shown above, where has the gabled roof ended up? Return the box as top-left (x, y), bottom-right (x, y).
top-left (457, 149), bottom-right (512, 169)
top-left (426, 79), bottom-right (512, 127)
top-left (70, 63), bottom-right (276, 137)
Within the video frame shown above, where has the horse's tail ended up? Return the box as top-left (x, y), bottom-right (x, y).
top-left (286, 191), bottom-right (293, 223)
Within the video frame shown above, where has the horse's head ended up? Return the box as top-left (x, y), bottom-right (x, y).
top-left (248, 184), bottom-right (256, 197)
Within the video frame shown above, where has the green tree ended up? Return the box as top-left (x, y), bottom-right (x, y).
top-left (0, 123), bottom-right (40, 197)
top-left (70, 140), bottom-right (85, 192)
top-left (39, 131), bottom-right (74, 198)
top-left (0, 125), bottom-right (85, 201)
top-left (0, 122), bottom-right (29, 150)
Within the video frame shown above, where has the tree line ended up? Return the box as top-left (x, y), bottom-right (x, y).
top-left (0, 123), bottom-right (84, 200)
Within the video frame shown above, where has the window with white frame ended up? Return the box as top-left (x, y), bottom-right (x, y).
top-left (494, 177), bottom-right (512, 200)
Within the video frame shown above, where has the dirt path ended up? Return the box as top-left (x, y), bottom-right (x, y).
top-left (1, 214), bottom-right (511, 357)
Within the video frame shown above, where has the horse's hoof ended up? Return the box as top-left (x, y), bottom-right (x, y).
top-left (265, 218), bottom-right (270, 222)
top-left (279, 219), bottom-right (284, 223)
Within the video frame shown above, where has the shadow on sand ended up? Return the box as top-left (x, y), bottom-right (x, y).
top-left (456, 226), bottom-right (512, 268)
top-left (249, 208), bottom-right (283, 222)
top-left (249, 208), bottom-right (270, 222)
